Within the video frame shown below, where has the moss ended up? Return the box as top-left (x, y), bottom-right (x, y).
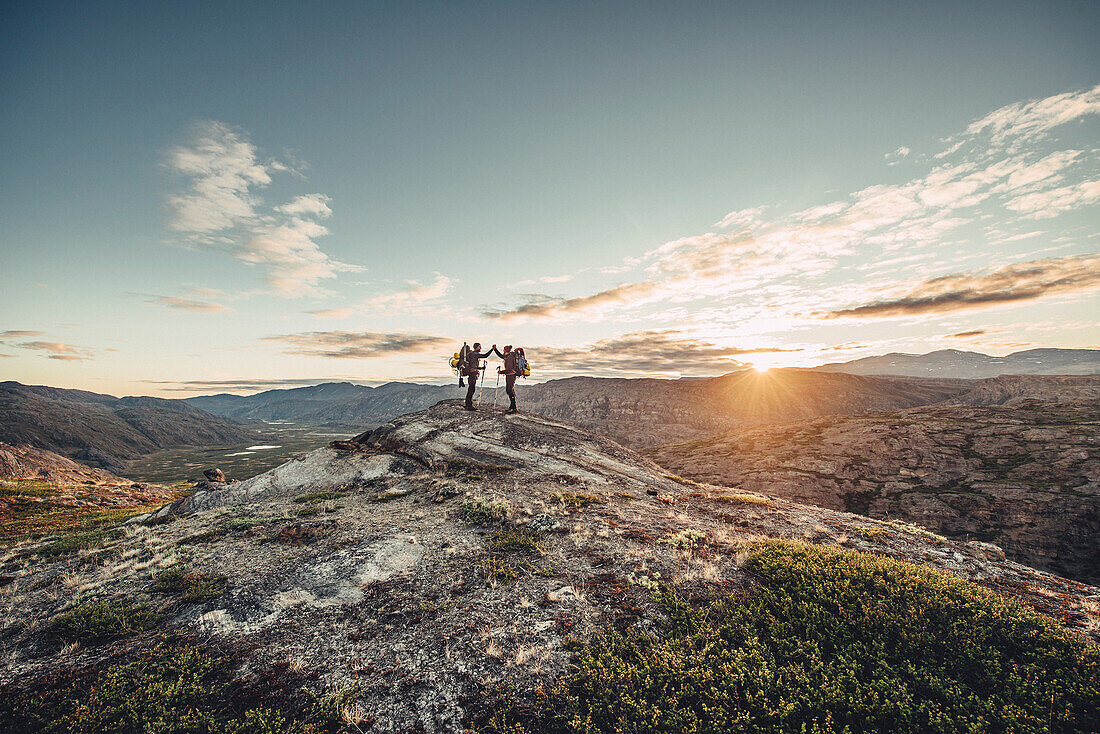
top-left (152, 564), bottom-right (227, 604)
top-left (50, 600), bottom-right (162, 644)
top-left (856, 527), bottom-right (887, 539)
top-left (292, 492), bottom-right (346, 504)
top-left (554, 542), bottom-right (1100, 733)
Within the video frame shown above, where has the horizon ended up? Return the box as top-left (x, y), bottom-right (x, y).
top-left (2, 2), bottom-right (1098, 397)
top-left (5, 345), bottom-right (1097, 399)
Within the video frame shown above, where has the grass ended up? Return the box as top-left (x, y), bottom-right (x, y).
top-left (0, 639), bottom-right (357, 734)
top-left (549, 542), bottom-right (1100, 733)
top-left (50, 600), bottom-right (162, 645)
top-left (292, 492), bottom-right (346, 504)
top-left (179, 527), bottom-right (230, 545)
top-left (151, 564), bottom-right (227, 604)
top-left (487, 526), bottom-right (544, 553)
top-left (554, 492), bottom-right (602, 507)
top-left (462, 499), bottom-right (506, 525)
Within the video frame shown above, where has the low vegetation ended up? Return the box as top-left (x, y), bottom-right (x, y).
top-left (0, 640), bottom-right (357, 734)
top-left (292, 492), bottom-right (346, 504)
top-left (151, 564), bottom-right (227, 604)
top-left (477, 542), bottom-right (1100, 733)
top-left (462, 499), bottom-right (506, 525)
top-left (559, 542), bottom-right (1100, 733)
top-left (50, 600), bottom-right (162, 645)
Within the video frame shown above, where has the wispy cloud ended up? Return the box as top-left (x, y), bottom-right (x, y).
top-left (264, 330), bottom-right (449, 359)
top-left (945, 329), bottom-right (986, 338)
top-left (821, 254), bottom-right (1100, 319)
top-left (16, 341), bottom-right (93, 361)
top-left (0, 331), bottom-right (94, 361)
top-left (532, 330), bottom-right (799, 377)
top-left (166, 121), bottom-right (357, 296)
top-left (146, 295), bottom-right (233, 313)
top-left (481, 85), bottom-right (1100, 327)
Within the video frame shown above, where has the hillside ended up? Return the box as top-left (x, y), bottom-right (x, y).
top-left (1, 401), bottom-right (1096, 732)
top-left (814, 347), bottom-right (1100, 378)
top-left (188, 371), bottom-right (969, 448)
top-left (648, 398), bottom-right (1100, 584)
top-left (0, 382), bottom-right (259, 473)
top-left (186, 381), bottom-right (463, 423)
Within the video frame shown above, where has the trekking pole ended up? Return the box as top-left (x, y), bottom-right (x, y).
top-left (493, 368), bottom-right (501, 406)
top-left (477, 361), bottom-right (487, 407)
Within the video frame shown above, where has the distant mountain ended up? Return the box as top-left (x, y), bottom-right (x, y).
top-left (188, 371), bottom-right (971, 448)
top-left (0, 381), bottom-right (259, 473)
top-left (813, 348), bottom-right (1100, 378)
top-left (186, 381), bottom-right (464, 423)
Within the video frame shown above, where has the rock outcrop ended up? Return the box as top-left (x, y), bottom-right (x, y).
top-left (0, 442), bottom-right (123, 484)
top-left (648, 399), bottom-right (1100, 584)
top-left (2, 400), bottom-right (1096, 733)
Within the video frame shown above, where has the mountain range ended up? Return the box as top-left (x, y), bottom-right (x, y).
top-left (0, 381), bottom-right (258, 473)
top-left (812, 347), bottom-right (1100, 378)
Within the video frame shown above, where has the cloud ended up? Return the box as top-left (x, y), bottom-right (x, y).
top-left (1005, 179), bottom-right (1100, 219)
top-left (945, 330), bottom-right (986, 338)
top-left (15, 341), bottom-right (94, 361)
top-left (963, 84), bottom-right (1100, 150)
top-left (492, 85), bottom-right (1099, 328)
top-left (146, 296), bottom-right (232, 313)
top-left (363, 274), bottom-right (452, 312)
top-left (484, 280), bottom-right (666, 321)
top-left (276, 194), bottom-right (332, 219)
top-left (166, 121), bottom-right (356, 296)
top-left (0, 331), bottom-right (93, 361)
top-left (531, 330), bottom-right (799, 377)
top-left (821, 254), bottom-right (1100, 319)
top-left (264, 331), bottom-right (449, 359)
top-left (308, 307), bottom-right (356, 319)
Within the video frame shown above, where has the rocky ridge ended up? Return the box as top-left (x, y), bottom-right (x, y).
top-left (648, 399), bottom-right (1100, 584)
top-left (2, 400), bottom-right (1096, 732)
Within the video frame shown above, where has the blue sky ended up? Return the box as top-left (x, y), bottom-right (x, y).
top-left (1, 1), bottom-right (1098, 395)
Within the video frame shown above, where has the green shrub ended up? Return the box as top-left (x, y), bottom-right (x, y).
top-left (152, 565), bottom-right (227, 604)
top-left (292, 492), bottom-right (345, 504)
top-left (562, 542), bottom-right (1100, 733)
top-left (555, 492), bottom-right (601, 507)
top-left (50, 600), bottom-right (162, 644)
top-left (462, 499), bottom-right (505, 525)
top-left (487, 527), bottom-right (543, 553)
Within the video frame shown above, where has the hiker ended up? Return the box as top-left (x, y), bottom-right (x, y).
top-left (460, 342), bottom-right (496, 410)
top-left (491, 345), bottom-right (526, 414)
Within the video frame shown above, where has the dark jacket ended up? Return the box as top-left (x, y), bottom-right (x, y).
top-left (461, 348), bottom-right (493, 376)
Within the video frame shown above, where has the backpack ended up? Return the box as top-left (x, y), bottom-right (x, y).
top-left (515, 353), bottom-right (530, 378)
top-left (452, 344), bottom-right (472, 374)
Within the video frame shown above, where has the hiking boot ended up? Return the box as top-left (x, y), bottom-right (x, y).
top-left (505, 407), bottom-right (517, 414)
top-left (465, 405), bottom-right (477, 412)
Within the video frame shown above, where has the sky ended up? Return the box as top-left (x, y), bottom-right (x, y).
top-left (1, 0), bottom-right (1098, 396)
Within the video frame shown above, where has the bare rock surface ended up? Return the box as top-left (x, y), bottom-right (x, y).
top-left (2, 399), bottom-right (1097, 733)
top-left (0, 442), bottom-right (123, 484)
top-left (649, 399), bottom-right (1100, 584)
